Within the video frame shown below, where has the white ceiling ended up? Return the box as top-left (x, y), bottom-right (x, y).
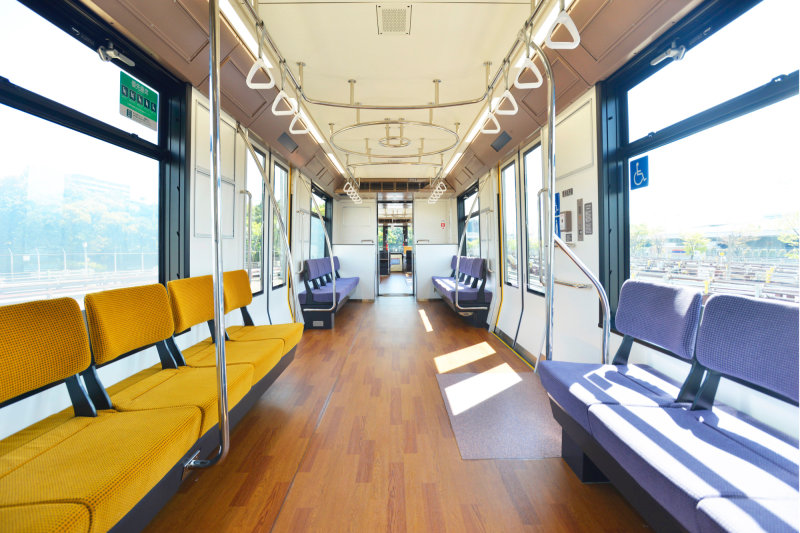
top-left (255, 0), bottom-right (531, 181)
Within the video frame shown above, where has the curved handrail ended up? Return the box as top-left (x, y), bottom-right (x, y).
top-left (454, 190), bottom-right (490, 312)
top-left (554, 234), bottom-right (610, 364)
top-left (236, 125), bottom-right (302, 322)
top-left (297, 175), bottom-right (337, 312)
top-left (187, 0), bottom-right (229, 471)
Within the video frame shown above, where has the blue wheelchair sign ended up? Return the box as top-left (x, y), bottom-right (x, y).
top-left (630, 156), bottom-right (649, 190)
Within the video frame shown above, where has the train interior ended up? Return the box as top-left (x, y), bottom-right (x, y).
top-left (0, 0), bottom-right (798, 531)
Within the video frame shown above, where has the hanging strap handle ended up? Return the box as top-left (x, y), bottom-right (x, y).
top-left (480, 113), bottom-right (501, 134)
top-left (272, 90), bottom-right (298, 116)
top-left (495, 89), bottom-right (519, 116)
top-left (545, 10), bottom-right (580, 50)
top-left (515, 57), bottom-right (544, 89)
top-left (289, 114), bottom-right (308, 134)
top-left (246, 58), bottom-right (275, 90)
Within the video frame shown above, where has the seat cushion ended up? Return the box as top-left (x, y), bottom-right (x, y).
top-left (588, 405), bottom-right (799, 531)
top-left (107, 365), bottom-right (254, 436)
top-left (432, 277), bottom-right (491, 304)
top-left (298, 285), bottom-right (352, 305)
top-left (538, 361), bottom-right (682, 432)
top-left (227, 322), bottom-right (303, 354)
top-left (182, 339), bottom-right (283, 382)
top-left (0, 407), bottom-right (200, 533)
top-left (0, 503), bottom-right (91, 533)
top-left (696, 497), bottom-right (799, 533)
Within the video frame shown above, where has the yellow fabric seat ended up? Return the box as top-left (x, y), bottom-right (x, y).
top-left (0, 503), bottom-right (91, 533)
top-left (105, 364), bottom-right (253, 436)
top-left (0, 407), bottom-right (200, 533)
top-left (181, 339), bottom-right (283, 382)
top-left (84, 284), bottom-right (255, 436)
top-left (226, 322), bottom-right (303, 354)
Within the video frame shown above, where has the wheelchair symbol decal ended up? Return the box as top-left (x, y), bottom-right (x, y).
top-left (629, 156), bottom-right (649, 190)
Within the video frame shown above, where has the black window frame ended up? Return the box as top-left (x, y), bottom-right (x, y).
top-left (599, 0), bottom-right (798, 321)
top-left (271, 159), bottom-right (290, 290)
top-left (500, 160), bottom-right (519, 288)
top-left (457, 182), bottom-right (481, 258)
top-left (310, 183), bottom-right (333, 259)
top-left (522, 142), bottom-right (545, 296)
top-left (1, 0), bottom-right (189, 285)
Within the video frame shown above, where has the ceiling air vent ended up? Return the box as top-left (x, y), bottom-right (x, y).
top-left (278, 132), bottom-right (298, 153)
top-left (491, 131), bottom-right (512, 153)
top-left (377, 5), bottom-right (411, 35)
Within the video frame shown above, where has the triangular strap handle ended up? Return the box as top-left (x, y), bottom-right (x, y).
top-left (289, 114), bottom-right (308, 135)
top-left (545, 10), bottom-right (580, 50)
top-left (480, 113), bottom-right (501, 135)
top-left (495, 90), bottom-right (519, 116)
top-left (514, 57), bottom-right (544, 90)
top-left (246, 58), bottom-right (275, 90)
top-left (272, 90), bottom-right (298, 116)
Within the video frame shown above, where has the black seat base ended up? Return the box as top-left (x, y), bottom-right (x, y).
top-left (549, 397), bottom-right (688, 533)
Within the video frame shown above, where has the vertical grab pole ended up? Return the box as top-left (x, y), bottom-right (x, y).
top-left (237, 126), bottom-right (301, 321)
top-left (529, 40), bottom-right (556, 361)
top-left (187, 0), bottom-right (229, 470)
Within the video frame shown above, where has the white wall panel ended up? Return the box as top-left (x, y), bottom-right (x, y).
top-left (333, 244), bottom-right (376, 300)
top-left (415, 244), bottom-right (459, 299)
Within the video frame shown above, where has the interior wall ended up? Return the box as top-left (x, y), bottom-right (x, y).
top-left (332, 198), bottom-right (377, 244)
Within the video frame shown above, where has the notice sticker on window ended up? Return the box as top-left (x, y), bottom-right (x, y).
top-left (119, 72), bottom-right (158, 131)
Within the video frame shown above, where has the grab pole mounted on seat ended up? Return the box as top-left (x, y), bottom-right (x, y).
top-left (187, 0), bottom-right (230, 471)
top-left (297, 176), bottom-right (337, 312)
top-left (236, 125), bottom-right (302, 322)
top-left (454, 186), bottom-right (489, 312)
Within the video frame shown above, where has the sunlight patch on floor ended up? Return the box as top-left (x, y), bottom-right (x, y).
top-left (444, 363), bottom-right (522, 416)
top-left (418, 309), bottom-right (433, 332)
top-left (434, 341), bottom-right (495, 373)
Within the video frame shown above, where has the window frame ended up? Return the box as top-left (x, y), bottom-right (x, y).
top-left (457, 182), bottom-right (481, 258)
top-left (0, 0), bottom-right (188, 288)
top-left (500, 160), bottom-right (519, 288)
top-left (522, 140), bottom-right (545, 295)
top-left (599, 0), bottom-right (799, 319)
top-left (271, 158), bottom-right (290, 290)
top-left (309, 183), bottom-right (332, 259)
top-left (245, 145), bottom-right (267, 296)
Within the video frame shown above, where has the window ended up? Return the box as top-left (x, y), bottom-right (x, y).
top-left (458, 187), bottom-right (480, 257)
top-left (271, 162), bottom-right (289, 289)
top-left (0, 2), bottom-right (185, 307)
top-left (501, 162), bottom-right (519, 287)
top-left (310, 186), bottom-right (332, 260)
top-left (524, 144), bottom-right (544, 293)
top-left (245, 149), bottom-right (266, 294)
top-left (601, 0), bottom-right (799, 312)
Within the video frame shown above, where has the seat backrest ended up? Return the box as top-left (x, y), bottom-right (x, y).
top-left (615, 280), bottom-right (703, 360)
top-left (0, 298), bottom-right (90, 404)
top-left (223, 270), bottom-right (253, 313)
top-left (470, 258), bottom-right (486, 280)
top-left (84, 284), bottom-right (175, 365)
top-left (695, 294), bottom-right (799, 403)
top-left (167, 275), bottom-right (214, 333)
top-left (333, 256), bottom-right (341, 271)
top-left (450, 255), bottom-right (458, 271)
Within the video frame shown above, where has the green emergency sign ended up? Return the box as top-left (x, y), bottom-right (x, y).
top-left (119, 72), bottom-right (158, 131)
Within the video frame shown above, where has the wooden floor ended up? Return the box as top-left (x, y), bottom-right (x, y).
top-left (146, 298), bottom-right (647, 532)
top-left (379, 273), bottom-right (413, 295)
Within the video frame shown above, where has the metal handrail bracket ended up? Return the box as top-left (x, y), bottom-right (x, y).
top-left (554, 234), bottom-right (611, 364)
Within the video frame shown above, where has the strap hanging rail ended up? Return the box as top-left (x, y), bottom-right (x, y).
top-left (454, 180), bottom-right (490, 312)
top-left (237, 0), bottom-right (571, 112)
top-left (236, 125), bottom-right (302, 323)
top-left (554, 234), bottom-right (611, 364)
top-left (297, 175), bottom-right (338, 312)
top-left (186, 0), bottom-right (230, 471)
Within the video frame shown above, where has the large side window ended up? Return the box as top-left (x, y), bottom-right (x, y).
top-left (501, 162), bottom-right (519, 287)
top-left (271, 162), bottom-right (289, 289)
top-left (458, 186), bottom-right (480, 257)
top-left (523, 144), bottom-right (543, 293)
top-left (245, 149), bottom-right (266, 294)
top-left (310, 186), bottom-right (332, 259)
top-left (601, 0), bottom-right (799, 311)
top-left (0, 1), bottom-right (184, 307)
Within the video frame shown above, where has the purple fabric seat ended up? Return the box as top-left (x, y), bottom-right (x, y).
top-left (432, 256), bottom-right (492, 307)
top-left (299, 256), bottom-right (359, 306)
top-left (586, 294), bottom-right (799, 532)
top-left (697, 497), bottom-right (799, 533)
top-left (539, 280), bottom-right (703, 431)
top-left (588, 404), bottom-right (799, 532)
